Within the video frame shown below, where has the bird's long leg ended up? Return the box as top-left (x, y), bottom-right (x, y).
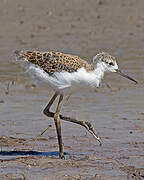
top-left (59, 114), bottom-right (102, 146)
top-left (42, 93), bottom-right (101, 145)
top-left (54, 94), bottom-right (64, 159)
top-left (43, 110), bottom-right (101, 145)
top-left (43, 92), bottom-right (64, 158)
top-left (43, 92), bottom-right (59, 117)
top-left (40, 92), bottom-right (59, 136)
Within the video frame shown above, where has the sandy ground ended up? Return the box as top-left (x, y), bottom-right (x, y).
top-left (0, 0), bottom-right (144, 179)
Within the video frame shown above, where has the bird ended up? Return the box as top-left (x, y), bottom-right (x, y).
top-left (14, 50), bottom-right (137, 159)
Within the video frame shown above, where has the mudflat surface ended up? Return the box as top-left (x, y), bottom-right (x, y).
top-left (0, 0), bottom-right (144, 179)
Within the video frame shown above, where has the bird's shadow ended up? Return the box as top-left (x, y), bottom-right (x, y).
top-left (0, 150), bottom-right (69, 160)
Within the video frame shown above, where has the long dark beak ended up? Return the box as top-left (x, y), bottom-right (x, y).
top-left (116, 69), bottom-right (138, 84)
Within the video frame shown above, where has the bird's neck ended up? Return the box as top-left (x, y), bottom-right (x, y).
top-left (93, 62), bottom-right (106, 86)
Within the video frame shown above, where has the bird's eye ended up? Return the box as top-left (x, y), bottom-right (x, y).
top-left (109, 62), bottom-right (114, 66)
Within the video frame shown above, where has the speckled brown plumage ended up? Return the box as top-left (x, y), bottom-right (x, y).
top-left (16, 50), bottom-right (93, 75)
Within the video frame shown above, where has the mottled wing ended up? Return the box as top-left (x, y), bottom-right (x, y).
top-left (16, 50), bottom-right (91, 75)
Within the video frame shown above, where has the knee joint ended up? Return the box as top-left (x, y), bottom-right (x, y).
top-left (43, 109), bottom-right (47, 115)
top-left (54, 113), bottom-right (59, 120)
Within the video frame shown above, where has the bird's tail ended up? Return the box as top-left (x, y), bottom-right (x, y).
top-left (14, 50), bottom-right (21, 56)
top-left (14, 50), bottom-right (26, 62)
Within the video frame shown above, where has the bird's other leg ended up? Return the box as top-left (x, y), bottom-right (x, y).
top-left (41, 92), bottom-right (59, 136)
top-left (59, 114), bottom-right (102, 146)
top-left (54, 94), bottom-right (64, 159)
top-left (43, 92), bottom-right (58, 117)
top-left (42, 113), bottom-right (101, 145)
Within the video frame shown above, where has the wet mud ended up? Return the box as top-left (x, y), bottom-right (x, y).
top-left (0, 0), bottom-right (144, 179)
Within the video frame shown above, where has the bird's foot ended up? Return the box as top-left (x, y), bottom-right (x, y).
top-left (82, 121), bottom-right (102, 146)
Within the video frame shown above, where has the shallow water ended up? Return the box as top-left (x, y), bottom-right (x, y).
top-left (0, 0), bottom-right (144, 179)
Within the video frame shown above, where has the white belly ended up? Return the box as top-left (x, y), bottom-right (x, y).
top-left (19, 61), bottom-right (101, 94)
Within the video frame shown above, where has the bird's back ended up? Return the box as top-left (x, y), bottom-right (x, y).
top-left (15, 50), bottom-right (93, 75)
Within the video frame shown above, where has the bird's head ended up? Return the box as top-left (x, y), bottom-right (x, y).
top-left (93, 52), bottom-right (118, 72)
top-left (93, 52), bottom-right (138, 84)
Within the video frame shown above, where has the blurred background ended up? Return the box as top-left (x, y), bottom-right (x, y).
top-left (0, 0), bottom-right (144, 59)
top-left (0, 0), bottom-right (144, 179)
